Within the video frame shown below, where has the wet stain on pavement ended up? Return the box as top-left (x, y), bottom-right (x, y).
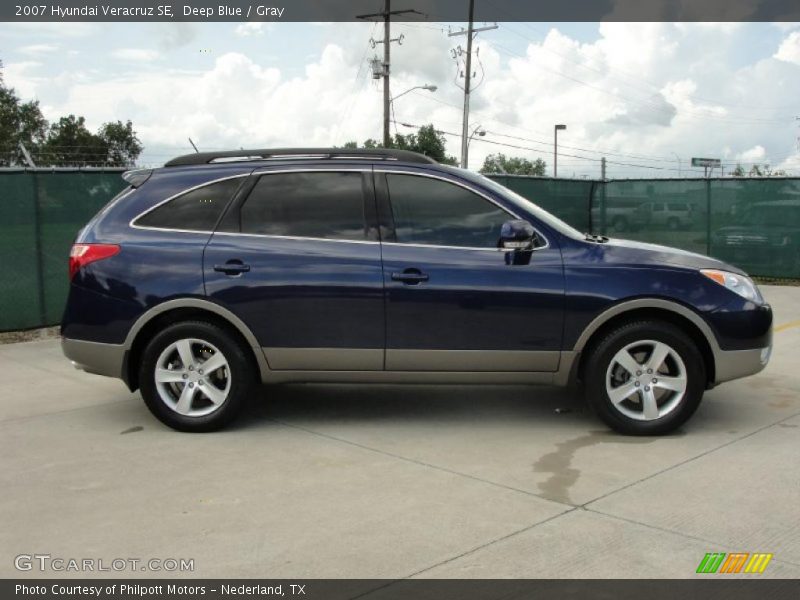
top-left (533, 431), bottom-right (665, 505)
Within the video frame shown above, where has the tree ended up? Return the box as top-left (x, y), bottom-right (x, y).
top-left (98, 120), bottom-right (142, 167)
top-left (0, 81), bottom-right (48, 166)
top-left (342, 124), bottom-right (458, 165)
top-left (738, 163), bottom-right (787, 178)
top-left (0, 62), bottom-right (142, 167)
top-left (480, 153), bottom-right (546, 176)
top-left (42, 115), bottom-right (107, 166)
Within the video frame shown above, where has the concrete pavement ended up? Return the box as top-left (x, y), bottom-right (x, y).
top-left (1, 286), bottom-right (798, 579)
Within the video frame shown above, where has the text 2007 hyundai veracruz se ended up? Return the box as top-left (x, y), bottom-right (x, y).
top-left (61, 148), bottom-right (772, 434)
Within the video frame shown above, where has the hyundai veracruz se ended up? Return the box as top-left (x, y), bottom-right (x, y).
top-left (62, 148), bottom-right (772, 434)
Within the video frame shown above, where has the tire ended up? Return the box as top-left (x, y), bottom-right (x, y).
top-left (139, 320), bottom-right (257, 432)
top-left (583, 320), bottom-right (706, 435)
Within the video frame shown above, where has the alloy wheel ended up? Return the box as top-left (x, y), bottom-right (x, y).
top-left (154, 338), bottom-right (232, 417)
top-left (605, 339), bottom-right (688, 421)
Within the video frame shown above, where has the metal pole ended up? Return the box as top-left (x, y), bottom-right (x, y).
top-left (383, 0), bottom-right (391, 148)
top-left (460, 0), bottom-right (475, 168)
top-left (31, 172), bottom-right (47, 326)
top-left (553, 126), bottom-right (558, 178)
top-left (599, 157), bottom-right (607, 234)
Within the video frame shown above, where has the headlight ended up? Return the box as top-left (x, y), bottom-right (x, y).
top-left (701, 269), bottom-right (762, 302)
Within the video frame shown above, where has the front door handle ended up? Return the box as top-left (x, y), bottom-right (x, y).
top-left (214, 260), bottom-right (250, 276)
top-left (391, 268), bottom-right (429, 285)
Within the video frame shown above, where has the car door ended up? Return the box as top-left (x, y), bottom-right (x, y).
top-left (204, 167), bottom-right (385, 370)
top-left (377, 170), bottom-right (565, 372)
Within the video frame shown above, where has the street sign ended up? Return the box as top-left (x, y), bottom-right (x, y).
top-left (691, 157), bottom-right (721, 168)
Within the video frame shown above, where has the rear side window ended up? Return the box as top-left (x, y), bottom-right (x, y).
top-left (239, 172), bottom-right (367, 240)
top-left (135, 177), bottom-right (242, 231)
top-left (386, 174), bottom-right (511, 248)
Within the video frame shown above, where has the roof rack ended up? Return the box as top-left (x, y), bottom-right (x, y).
top-left (164, 148), bottom-right (438, 167)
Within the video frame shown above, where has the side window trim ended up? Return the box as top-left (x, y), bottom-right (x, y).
top-left (130, 173), bottom-right (249, 233)
top-left (376, 169), bottom-right (549, 252)
top-left (214, 167), bottom-right (380, 245)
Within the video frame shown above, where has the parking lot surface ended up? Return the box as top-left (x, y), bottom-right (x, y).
top-left (1, 286), bottom-right (798, 579)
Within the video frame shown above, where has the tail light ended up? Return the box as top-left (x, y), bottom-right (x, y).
top-left (69, 244), bottom-right (120, 280)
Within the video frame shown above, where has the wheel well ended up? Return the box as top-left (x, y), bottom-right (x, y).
top-left (575, 307), bottom-right (716, 387)
top-left (125, 307), bottom-right (258, 391)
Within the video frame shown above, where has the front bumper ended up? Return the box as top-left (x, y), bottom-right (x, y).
top-left (714, 344), bottom-right (771, 385)
top-left (62, 337), bottom-right (126, 380)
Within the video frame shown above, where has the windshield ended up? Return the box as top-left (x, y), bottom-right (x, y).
top-left (439, 166), bottom-right (585, 240)
top-left (740, 205), bottom-right (800, 228)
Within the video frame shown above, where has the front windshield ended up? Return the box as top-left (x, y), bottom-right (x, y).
top-left (440, 165), bottom-right (585, 240)
top-left (740, 205), bottom-right (800, 228)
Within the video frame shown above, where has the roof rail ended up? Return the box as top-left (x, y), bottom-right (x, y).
top-left (164, 148), bottom-right (438, 167)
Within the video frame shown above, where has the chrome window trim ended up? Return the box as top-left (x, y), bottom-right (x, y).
top-left (375, 168), bottom-right (550, 251)
top-left (212, 231), bottom-right (380, 246)
top-left (129, 173), bottom-right (249, 234)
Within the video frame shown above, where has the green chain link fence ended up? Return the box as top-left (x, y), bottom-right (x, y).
top-left (491, 175), bottom-right (800, 281)
top-left (1, 170), bottom-right (798, 331)
top-left (0, 169), bottom-right (127, 331)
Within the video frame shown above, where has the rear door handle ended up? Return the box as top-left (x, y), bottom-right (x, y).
top-left (214, 261), bottom-right (250, 276)
top-left (391, 268), bottom-right (429, 285)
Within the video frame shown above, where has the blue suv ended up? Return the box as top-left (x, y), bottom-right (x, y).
top-left (61, 148), bottom-right (772, 434)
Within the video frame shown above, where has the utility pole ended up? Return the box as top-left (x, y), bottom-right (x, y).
top-left (357, 1), bottom-right (418, 147)
top-left (449, 1), bottom-right (497, 168)
top-left (601, 156), bottom-right (606, 181)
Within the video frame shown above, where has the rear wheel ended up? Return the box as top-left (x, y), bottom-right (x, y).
top-left (139, 321), bottom-right (256, 432)
top-left (583, 320), bottom-right (706, 435)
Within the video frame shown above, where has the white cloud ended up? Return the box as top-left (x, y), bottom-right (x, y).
top-left (235, 22), bottom-right (269, 37)
top-left (111, 48), bottom-right (160, 62)
top-left (2, 61), bottom-right (44, 97)
top-left (774, 31), bottom-right (800, 65)
top-left (19, 44), bottom-right (59, 55)
top-left (738, 145), bottom-right (767, 162)
top-left (5, 22), bottom-right (800, 176)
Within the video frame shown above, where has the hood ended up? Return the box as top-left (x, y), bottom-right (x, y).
top-left (599, 237), bottom-right (747, 275)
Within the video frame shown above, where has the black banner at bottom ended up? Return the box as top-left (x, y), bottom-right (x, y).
top-left (4, 579), bottom-right (800, 600)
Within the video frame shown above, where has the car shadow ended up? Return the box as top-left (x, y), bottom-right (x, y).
top-left (231, 383), bottom-right (594, 430)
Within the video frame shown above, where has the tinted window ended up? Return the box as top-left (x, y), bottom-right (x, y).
top-left (136, 177), bottom-right (242, 231)
top-left (386, 174), bottom-right (511, 248)
top-left (240, 172), bottom-right (366, 240)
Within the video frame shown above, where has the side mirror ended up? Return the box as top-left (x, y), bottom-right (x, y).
top-left (499, 220), bottom-right (536, 250)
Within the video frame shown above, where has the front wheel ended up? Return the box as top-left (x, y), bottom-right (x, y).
top-left (583, 320), bottom-right (706, 435)
top-left (139, 320), bottom-right (257, 432)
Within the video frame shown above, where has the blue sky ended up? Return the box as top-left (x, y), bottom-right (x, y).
top-left (2, 20), bottom-right (799, 176)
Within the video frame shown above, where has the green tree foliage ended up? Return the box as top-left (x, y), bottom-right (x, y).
top-left (0, 69), bottom-right (142, 167)
top-left (342, 124), bottom-right (458, 165)
top-left (480, 153), bottom-right (546, 176)
top-left (0, 83), bottom-right (48, 166)
top-left (98, 120), bottom-right (143, 167)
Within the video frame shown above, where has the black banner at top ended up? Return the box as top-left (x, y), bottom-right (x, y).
top-left (3, 0), bottom-right (800, 22)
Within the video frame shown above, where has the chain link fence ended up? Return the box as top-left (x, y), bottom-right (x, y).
top-left (1, 170), bottom-right (798, 331)
top-left (491, 175), bottom-right (800, 280)
top-left (0, 169), bottom-right (127, 331)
